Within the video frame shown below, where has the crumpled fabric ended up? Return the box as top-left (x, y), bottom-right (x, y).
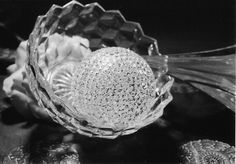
top-left (2, 34), bottom-right (91, 120)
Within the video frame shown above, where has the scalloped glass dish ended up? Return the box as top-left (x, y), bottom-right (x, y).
top-left (26, 1), bottom-right (174, 139)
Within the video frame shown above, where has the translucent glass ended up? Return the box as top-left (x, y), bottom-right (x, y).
top-left (26, 1), bottom-right (173, 139)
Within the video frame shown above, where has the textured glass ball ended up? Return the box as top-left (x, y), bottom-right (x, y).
top-left (26, 1), bottom-right (174, 138)
top-left (71, 47), bottom-right (157, 131)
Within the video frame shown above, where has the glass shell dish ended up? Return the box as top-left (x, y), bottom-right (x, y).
top-left (26, 1), bottom-right (174, 139)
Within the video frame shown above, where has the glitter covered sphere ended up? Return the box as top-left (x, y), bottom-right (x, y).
top-left (71, 47), bottom-right (157, 131)
top-left (26, 1), bottom-right (174, 138)
top-left (180, 139), bottom-right (235, 164)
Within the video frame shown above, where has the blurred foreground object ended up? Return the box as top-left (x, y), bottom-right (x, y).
top-left (2, 41), bottom-right (49, 120)
top-left (3, 142), bottom-right (80, 164)
top-left (180, 139), bottom-right (235, 164)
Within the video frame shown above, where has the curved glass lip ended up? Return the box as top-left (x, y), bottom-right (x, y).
top-left (26, 0), bottom-right (174, 139)
top-left (31, 0), bottom-right (160, 56)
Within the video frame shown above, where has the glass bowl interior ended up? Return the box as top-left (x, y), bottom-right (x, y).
top-left (26, 1), bottom-right (173, 139)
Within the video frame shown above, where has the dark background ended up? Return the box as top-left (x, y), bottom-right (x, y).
top-left (0, 0), bottom-right (235, 52)
top-left (0, 0), bottom-right (235, 163)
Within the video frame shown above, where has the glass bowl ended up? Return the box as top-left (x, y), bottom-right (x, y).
top-left (26, 1), bottom-right (174, 139)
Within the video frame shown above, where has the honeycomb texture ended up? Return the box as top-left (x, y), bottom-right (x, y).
top-left (71, 47), bottom-right (156, 130)
top-left (26, 1), bottom-right (173, 138)
top-left (29, 1), bottom-right (160, 56)
top-left (180, 139), bottom-right (235, 164)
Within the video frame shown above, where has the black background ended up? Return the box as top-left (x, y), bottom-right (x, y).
top-left (0, 0), bottom-right (235, 53)
top-left (0, 0), bottom-right (235, 163)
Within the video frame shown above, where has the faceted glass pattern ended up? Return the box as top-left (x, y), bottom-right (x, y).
top-left (26, 1), bottom-right (173, 138)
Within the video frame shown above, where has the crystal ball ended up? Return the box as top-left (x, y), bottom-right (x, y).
top-left (26, 1), bottom-right (174, 138)
top-left (70, 47), bottom-right (156, 131)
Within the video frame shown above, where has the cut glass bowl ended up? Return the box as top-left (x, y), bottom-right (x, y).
top-left (26, 1), bottom-right (174, 139)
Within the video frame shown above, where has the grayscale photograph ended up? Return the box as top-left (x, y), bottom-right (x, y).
top-left (0, 0), bottom-right (235, 163)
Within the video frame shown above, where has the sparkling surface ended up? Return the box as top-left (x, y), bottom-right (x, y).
top-left (25, 1), bottom-right (173, 138)
top-left (180, 139), bottom-right (235, 164)
top-left (72, 47), bottom-right (156, 130)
